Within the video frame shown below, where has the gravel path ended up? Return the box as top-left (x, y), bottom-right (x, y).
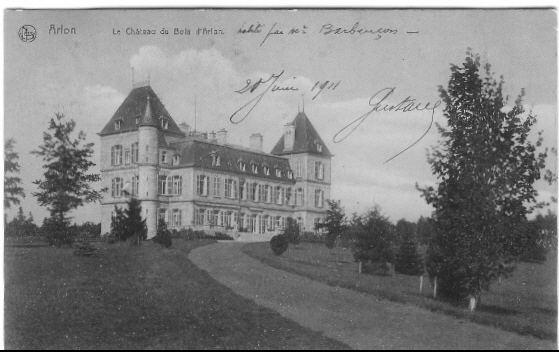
top-left (189, 242), bottom-right (554, 350)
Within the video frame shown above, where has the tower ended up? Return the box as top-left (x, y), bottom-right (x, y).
top-left (271, 112), bottom-right (332, 231)
top-left (138, 95), bottom-right (160, 238)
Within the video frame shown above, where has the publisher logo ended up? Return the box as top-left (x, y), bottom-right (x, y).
top-left (18, 25), bottom-right (36, 43)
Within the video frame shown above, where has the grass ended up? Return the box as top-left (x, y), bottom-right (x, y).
top-left (242, 242), bottom-right (557, 342)
top-left (5, 239), bottom-right (350, 350)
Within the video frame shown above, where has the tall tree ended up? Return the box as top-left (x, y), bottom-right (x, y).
top-left (124, 197), bottom-right (147, 245)
top-left (283, 217), bottom-right (301, 245)
top-left (316, 199), bottom-right (346, 249)
top-left (418, 50), bottom-right (552, 309)
top-left (4, 138), bottom-right (25, 210)
top-left (32, 113), bottom-right (106, 226)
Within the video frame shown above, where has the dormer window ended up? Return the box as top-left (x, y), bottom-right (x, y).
top-left (287, 170), bottom-right (293, 179)
top-left (161, 151), bottom-right (168, 164)
top-left (172, 154), bottom-right (180, 166)
top-left (317, 143), bottom-right (323, 153)
top-left (239, 161), bottom-right (246, 172)
top-left (252, 163), bottom-right (258, 174)
top-left (160, 117), bottom-right (169, 130)
top-left (264, 166), bottom-right (270, 176)
top-left (115, 120), bottom-right (123, 131)
top-left (275, 169), bottom-right (282, 178)
top-left (211, 152), bottom-right (221, 167)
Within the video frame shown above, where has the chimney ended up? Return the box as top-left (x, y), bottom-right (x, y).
top-left (179, 122), bottom-right (191, 135)
top-left (217, 128), bottom-right (227, 145)
top-left (250, 133), bottom-right (263, 152)
top-left (283, 123), bottom-right (295, 151)
top-left (209, 130), bottom-right (217, 142)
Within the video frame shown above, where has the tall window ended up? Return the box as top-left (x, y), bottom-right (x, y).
top-left (158, 175), bottom-right (168, 195)
top-left (172, 176), bottom-right (182, 195)
top-left (265, 185), bottom-right (271, 203)
top-left (172, 209), bottom-right (181, 227)
top-left (294, 160), bottom-right (302, 178)
top-left (213, 176), bottom-right (221, 197)
top-left (111, 145), bottom-right (123, 166)
top-left (224, 179), bottom-right (237, 199)
top-left (295, 188), bottom-right (304, 206)
top-left (111, 177), bottom-right (123, 197)
top-left (259, 184), bottom-right (266, 202)
top-left (315, 161), bottom-right (324, 180)
top-left (240, 182), bottom-right (247, 200)
top-left (124, 149), bottom-right (131, 165)
top-left (286, 187), bottom-right (292, 205)
top-left (314, 189), bottom-right (324, 208)
top-left (161, 151), bottom-right (168, 164)
top-left (276, 186), bottom-right (283, 205)
top-left (158, 209), bottom-right (167, 225)
top-left (196, 175), bottom-right (209, 196)
top-left (132, 175), bottom-right (139, 196)
top-left (131, 143), bottom-right (139, 163)
top-left (251, 183), bottom-right (259, 202)
top-left (195, 208), bottom-right (206, 225)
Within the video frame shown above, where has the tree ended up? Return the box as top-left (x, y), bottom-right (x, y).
top-left (32, 113), bottom-right (106, 244)
top-left (110, 206), bottom-right (127, 242)
top-left (316, 199), bottom-right (346, 249)
top-left (283, 217), bottom-right (300, 245)
top-left (125, 198), bottom-right (147, 245)
top-left (416, 216), bottom-right (434, 246)
top-left (395, 230), bottom-right (424, 276)
top-left (153, 217), bottom-right (172, 248)
top-left (418, 50), bottom-right (552, 309)
top-left (4, 138), bottom-right (25, 210)
top-left (352, 206), bottom-right (396, 274)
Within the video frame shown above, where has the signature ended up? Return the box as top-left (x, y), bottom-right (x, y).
top-left (333, 87), bottom-right (442, 164)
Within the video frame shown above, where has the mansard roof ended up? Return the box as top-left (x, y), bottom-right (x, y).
top-left (99, 85), bottom-right (183, 136)
top-left (170, 139), bottom-right (296, 183)
top-left (270, 112), bottom-right (332, 157)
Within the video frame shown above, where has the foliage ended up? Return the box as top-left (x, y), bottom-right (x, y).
top-left (520, 211), bottom-right (557, 263)
top-left (300, 231), bottom-right (325, 243)
top-left (74, 222), bottom-right (101, 241)
top-left (5, 208), bottom-right (38, 238)
top-left (110, 206), bottom-right (127, 241)
top-left (4, 138), bottom-right (25, 209)
top-left (124, 198), bottom-right (147, 245)
top-left (270, 234), bottom-right (289, 256)
top-left (282, 217), bottom-right (300, 245)
top-left (351, 206), bottom-right (396, 265)
top-left (73, 242), bottom-right (99, 257)
top-left (395, 231), bottom-right (424, 276)
top-left (31, 113), bottom-right (106, 224)
top-left (214, 232), bottom-right (234, 241)
top-left (316, 199), bottom-right (346, 249)
top-left (418, 50), bottom-right (554, 302)
top-left (41, 216), bottom-right (76, 247)
top-left (416, 216), bottom-right (435, 246)
top-left (153, 217), bottom-right (172, 248)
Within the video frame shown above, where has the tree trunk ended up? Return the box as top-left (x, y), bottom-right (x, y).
top-left (358, 261), bottom-right (362, 274)
top-left (433, 277), bottom-right (438, 298)
top-left (419, 275), bottom-right (423, 293)
top-left (468, 295), bottom-right (478, 311)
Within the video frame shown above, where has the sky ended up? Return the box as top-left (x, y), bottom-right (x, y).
top-left (4, 8), bottom-right (557, 225)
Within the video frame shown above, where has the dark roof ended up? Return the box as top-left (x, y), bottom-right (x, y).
top-left (99, 85), bottom-right (183, 136)
top-left (270, 112), bottom-right (332, 157)
top-left (170, 139), bottom-right (296, 183)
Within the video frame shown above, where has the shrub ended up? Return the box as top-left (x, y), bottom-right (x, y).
top-left (106, 232), bottom-right (117, 244)
top-left (283, 217), bottom-right (300, 245)
top-left (41, 217), bottom-right (76, 247)
top-left (395, 234), bottom-right (424, 276)
top-left (73, 242), bottom-right (99, 257)
top-left (214, 232), bottom-right (234, 241)
top-left (300, 231), bottom-right (324, 243)
top-left (270, 234), bottom-right (289, 256)
top-left (153, 218), bottom-right (172, 248)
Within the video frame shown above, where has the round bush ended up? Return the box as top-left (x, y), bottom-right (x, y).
top-left (270, 234), bottom-right (289, 256)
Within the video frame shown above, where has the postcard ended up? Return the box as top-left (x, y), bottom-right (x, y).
top-left (4, 8), bottom-right (557, 350)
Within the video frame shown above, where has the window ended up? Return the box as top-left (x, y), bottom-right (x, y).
top-left (297, 217), bottom-right (303, 230)
top-left (294, 160), bottom-right (302, 178)
top-left (172, 209), bottom-right (182, 227)
top-left (286, 187), bottom-right (292, 205)
top-left (115, 120), bottom-right (122, 130)
top-left (224, 179), bottom-right (237, 199)
top-left (160, 118), bottom-right (169, 130)
top-left (275, 169), bottom-right (282, 178)
top-left (111, 145), bottom-right (123, 166)
top-left (158, 209), bottom-right (167, 225)
top-left (213, 176), bottom-right (222, 197)
top-left (131, 143), bottom-right (139, 163)
top-left (314, 218), bottom-right (322, 232)
top-left (111, 177), bottom-right (123, 197)
top-left (252, 163), bottom-right (258, 174)
top-left (264, 166), bottom-right (270, 176)
top-left (195, 208), bottom-right (206, 226)
top-left (276, 186), bottom-right (283, 205)
top-left (211, 153), bottom-right (221, 167)
top-left (259, 184), bottom-right (266, 202)
top-left (265, 185), bottom-right (272, 203)
top-left (287, 170), bottom-right (293, 179)
top-left (124, 149), bottom-right (131, 165)
top-left (172, 154), bottom-right (180, 165)
top-left (196, 175), bottom-right (209, 196)
top-left (239, 161), bottom-right (246, 172)
top-left (316, 142), bottom-right (323, 153)
top-left (315, 189), bottom-right (324, 208)
top-left (172, 176), bottom-right (182, 195)
top-left (250, 183), bottom-right (259, 202)
top-left (240, 182), bottom-right (248, 200)
top-left (315, 162), bottom-right (324, 180)
top-left (158, 175), bottom-right (168, 195)
top-left (132, 175), bottom-right (139, 196)
top-left (161, 151), bottom-right (168, 164)
top-left (295, 188), bottom-right (304, 206)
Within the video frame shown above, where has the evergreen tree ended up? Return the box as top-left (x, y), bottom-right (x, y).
top-left (153, 217), bottom-right (172, 248)
top-left (124, 197), bottom-right (147, 245)
top-left (316, 199), bottom-right (346, 249)
top-left (418, 50), bottom-right (553, 308)
top-left (283, 217), bottom-right (300, 245)
top-left (352, 206), bottom-right (396, 269)
top-left (4, 138), bottom-right (25, 210)
top-left (395, 231), bottom-right (424, 276)
top-left (32, 113), bottom-right (106, 243)
top-left (110, 206), bottom-right (127, 242)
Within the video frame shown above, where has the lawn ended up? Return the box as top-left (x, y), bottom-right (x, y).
top-left (4, 239), bottom-right (350, 350)
top-left (242, 242), bottom-right (557, 343)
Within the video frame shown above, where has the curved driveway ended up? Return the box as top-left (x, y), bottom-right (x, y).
top-left (189, 242), bottom-right (554, 350)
